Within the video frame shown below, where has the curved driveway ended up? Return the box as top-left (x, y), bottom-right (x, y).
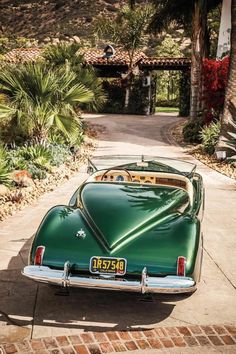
top-left (0, 113), bottom-right (235, 343)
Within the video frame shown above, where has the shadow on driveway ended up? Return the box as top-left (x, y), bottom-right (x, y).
top-left (0, 237), bottom-right (192, 342)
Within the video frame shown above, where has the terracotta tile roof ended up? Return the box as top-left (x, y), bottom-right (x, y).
top-left (3, 47), bottom-right (191, 69)
top-left (81, 48), bottom-right (147, 66)
top-left (140, 57), bottom-right (191, 67)
top-left (3, 47), bottom-right (42, 63)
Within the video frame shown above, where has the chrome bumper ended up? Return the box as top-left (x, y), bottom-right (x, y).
top-left (22, 265), bottom-right (196, 294)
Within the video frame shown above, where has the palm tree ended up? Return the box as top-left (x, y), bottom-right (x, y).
top-left (149, 0), bottom-right (221, 119)
top-left (0, 62), bottom-right (94, 143)
top-left (43, 42), bottom-right (83, 66)
top-left (217, 0), bottom-right (236, 155)
top-left (95, 4), bottom-right (153, 107)
top-left (43, 43), bottom-right (106, 111)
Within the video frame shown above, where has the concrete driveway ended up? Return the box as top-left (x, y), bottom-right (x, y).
top-left (0, 113), bottom-right (235, 347)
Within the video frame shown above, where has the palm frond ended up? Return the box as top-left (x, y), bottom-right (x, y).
top-left (54, 114), bottom-right (80, 144)
top-left (63, 83), bottom-right (94, 105)
top-left (43, 43), bottom-right (84, 66)
top-left (0, 104), bottom-right (16, 118)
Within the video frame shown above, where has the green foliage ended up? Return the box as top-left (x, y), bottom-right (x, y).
top-left (149, 0), bottom-right (221, 36)
top-left (100, 78), bottom-right (150, 114)
top-left (0, 160), bottom-right (11, 185)
top-left (207, 5), bottom-right (222, 58)
top-left (200, 121), bottom-right (221, 155)
top-left (48, 143), bottom-right (71, 167)
top-left (43, 43), bottom-right (106, 112)
top-left (17, 145), bottom-right (52, 170)
top-left (95, 4), bottom-right (153, 64)
top-left (100, 80), bottom-right (125, 114)
top-left (127, 77), bottom-right (150, 114)
top-left (0, 145), bottom-right (11, 185)
top-left (156, 106), bottom-right (179, 113)
top-left (8, 143), bottom-right (71, 169)
top-left (77, 66), bottom-right (106, 112)
top-left (157, 99), bottom-right (179, 107)
top-left (155, 36), bottom-right (183, 106)
top-left (179, 71), bottom-right (190, 117)
top-left (0, 37), bottom-right (38, 55)
top-left (5, 142), bottom-right (72, 180)
top-left (0, 62), bottom-right (94, 143)
top-left (43, 42), bottom-right (83, 66)
top-left (183, 119), bottom-right (204, 143)
top-left (27, 164), bottom-right (47, 180)
top-left (155, 35), bottom-right (182, 57)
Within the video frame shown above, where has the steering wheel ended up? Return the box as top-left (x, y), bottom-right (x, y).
top-left (101, 168), bottom-right (133, 182)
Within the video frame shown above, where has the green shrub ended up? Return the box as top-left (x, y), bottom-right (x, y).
top-left (200, 121), bottom-right (221, 155)
top-left (0, 145), bottom-right (11, 185)
top-left (7, 150), bottom-right (28, 170)
top-left (183, 119), bottom-right (204, 143)
top-left (49, 143), bottom-right (71, 166)
top-left (5, 142), bottom-right (72, 181)
top-left (156, 99), bottom-right (179, 108)
top-left (0, 161), bottom-right (11, 185)
top-left (27, 164), bottom-right (47, 180)
top-left (19, 145), bottom-right (52, 170)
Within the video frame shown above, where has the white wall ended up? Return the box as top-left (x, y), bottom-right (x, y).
top-left (217, 0), bottom-right (232, 59)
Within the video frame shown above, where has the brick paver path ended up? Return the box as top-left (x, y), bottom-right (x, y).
top-left (1, 324), bottom-right (236, 353)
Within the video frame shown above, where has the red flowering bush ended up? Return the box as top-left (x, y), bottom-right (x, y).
top-left (202, 56), bottom-right (229, 123)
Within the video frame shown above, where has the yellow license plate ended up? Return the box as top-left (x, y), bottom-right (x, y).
top-left (90, 256), bottom-right (127, 275)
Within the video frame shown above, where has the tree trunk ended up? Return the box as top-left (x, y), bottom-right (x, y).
top-left (190, 0), bottom-right (207, 119)
top-left (217, 0), bottom-right (236, 155)
top-left (129, 0), bottom-right (136, 10)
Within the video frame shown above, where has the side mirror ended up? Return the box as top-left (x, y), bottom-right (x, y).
top-left (87, 166), bottom-right (94, 175)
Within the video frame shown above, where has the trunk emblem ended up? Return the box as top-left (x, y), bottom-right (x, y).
top-left (76, 229), bottom-right (86, 239)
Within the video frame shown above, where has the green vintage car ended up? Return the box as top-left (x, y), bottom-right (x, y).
top-left (22, 155), bottom-right (204, 294)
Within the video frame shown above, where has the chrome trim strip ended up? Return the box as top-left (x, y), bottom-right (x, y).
top-left (22, 265), bottom-right (196, 294)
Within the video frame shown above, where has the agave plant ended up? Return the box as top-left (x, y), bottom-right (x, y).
top-left (18, 145), bottom-right (52, 170)
top-left (200, 121), bottom-right (221, 155)
top-left (0, 62), bottom-right (94, 143)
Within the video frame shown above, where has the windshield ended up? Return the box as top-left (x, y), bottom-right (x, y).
top-left (88, 155), bottom-right (196, 177)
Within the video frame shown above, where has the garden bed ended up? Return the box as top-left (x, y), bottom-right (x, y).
top-left (170, 120), bottom-right (236, 180)
top-left (0, 134), bottom-right (96, 222)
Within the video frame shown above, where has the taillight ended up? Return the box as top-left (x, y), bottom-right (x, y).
top-left (34, 246), bottom-right (45, 266)
top-left (177, 256), bottom-right (186, 276)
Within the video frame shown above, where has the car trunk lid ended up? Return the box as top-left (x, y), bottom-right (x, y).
top-left (80, 182), bottom-right (189, 251)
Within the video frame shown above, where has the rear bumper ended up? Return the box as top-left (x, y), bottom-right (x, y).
top-left (22, 265), bottom-right (196, 294)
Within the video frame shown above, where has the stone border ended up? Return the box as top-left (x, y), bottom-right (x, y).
top-left (1, 324), bottom-right (236, 353)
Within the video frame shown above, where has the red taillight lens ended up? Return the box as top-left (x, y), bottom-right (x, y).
top-left (34, 246), bottom-right (45, 266)
top-left (177, 256), bottom-right (186, 276)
